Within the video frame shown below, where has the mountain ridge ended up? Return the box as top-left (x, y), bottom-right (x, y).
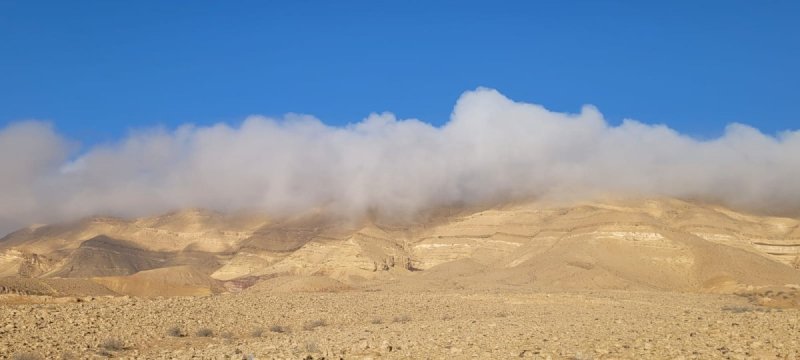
top-left (1, 198), bottom-right (799, 298)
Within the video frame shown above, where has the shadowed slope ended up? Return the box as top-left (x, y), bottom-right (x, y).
top-left (46, 236), bottom-right (167, 278)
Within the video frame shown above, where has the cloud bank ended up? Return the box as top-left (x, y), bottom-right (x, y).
top-left (1, 88), bottom-right (799, 235)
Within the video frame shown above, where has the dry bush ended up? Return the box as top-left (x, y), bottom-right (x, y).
top-left (196, 328), bottom-right (214, 337)
top-left (100, 338), bottom-right (125, 351)
top-left (167, 325), bottom-right (184, 337)
top-left (302, 319), bottom-right (327, 331)
top-left (12, 353), bottom-right (43, 360)
top-left (305, 340), bottom-right (321, 353)
top-left (392, 314), bottom-right (411, 323)
top-left (270, 324), bottom-right (289, 333)
top-left (250, 327), bottom-right (264, 337)
top-left (570, 352), bottom-right (593, 360)
top-left (721, 305), bottom-right (755, 313)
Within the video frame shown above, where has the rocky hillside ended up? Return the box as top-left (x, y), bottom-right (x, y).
top-left (1, 199), bottom-right (799, 297)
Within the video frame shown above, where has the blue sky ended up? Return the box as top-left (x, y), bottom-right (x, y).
top-left (1, 1), bottom-right (798, 145)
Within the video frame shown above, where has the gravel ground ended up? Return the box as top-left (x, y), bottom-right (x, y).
top-left (1, 289), bottom-right (799, 359)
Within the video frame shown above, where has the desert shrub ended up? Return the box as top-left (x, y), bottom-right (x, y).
top-left (721, 305), bottom-right (754, 313)
top-left (270, 324), bottom-right (289, 333)
top-left (392, 314), bottom-right (411, 323)
top-left (12, 353), bottom-right (43, 360)
top-left (305, 340), bottom-right (320, 353)
top-left (370, 317), bottom-right (383, 324)
top-left (302, 319), bottom-right (327, 331)
top-left (570, 352), bottom-right (593, 360)
top-left (167, 326), bottom-right (185, 337)
top-left (250, 327), bottom-right (264, 337)
top-left (496, 311), bottom-right (509, 318)
top-left (100, 338), bottom-right (125, 351)
top-left (196, 328), bottom-right (214, 337)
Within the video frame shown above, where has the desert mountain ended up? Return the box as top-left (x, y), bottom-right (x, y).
top-left (1, 198), bottom-right (799, 297)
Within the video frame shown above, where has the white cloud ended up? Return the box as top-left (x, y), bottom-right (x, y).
top-left (1, 88), bottom-right (798, 235)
